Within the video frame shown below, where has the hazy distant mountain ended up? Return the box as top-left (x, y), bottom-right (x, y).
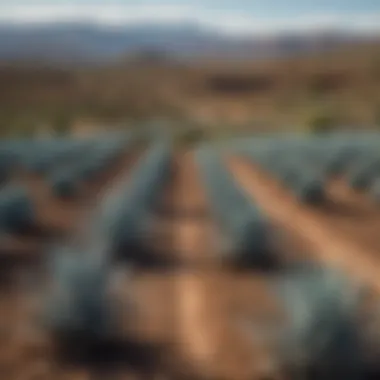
top-left (0, 22), bottom-right (377, 65)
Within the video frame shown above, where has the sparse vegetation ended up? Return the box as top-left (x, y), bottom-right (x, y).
top-left (307, 107), bottom-right (337, 134)
top-left (0, 43), bottom-right (379, 135)
top-left (52, 112), bottom-right (73, 137)
top-left (175, 126), bottom-right (208, 146)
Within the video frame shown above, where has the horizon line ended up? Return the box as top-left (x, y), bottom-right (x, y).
top-left (0, 5), bottom-right (380, 36)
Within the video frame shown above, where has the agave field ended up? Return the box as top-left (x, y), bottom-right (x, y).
top-left (3, 131), bottom-right (380, 380)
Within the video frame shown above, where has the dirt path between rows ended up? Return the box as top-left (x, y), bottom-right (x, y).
top-left (227, 157), bottom-right (380, 295)
top-left (166, 152), bottom-right (280, 380)
top-left (169, 151), bottom-right (220, 377)
top-left (322, 179), bottom-right (380, 253)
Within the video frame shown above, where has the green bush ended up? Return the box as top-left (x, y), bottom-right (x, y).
top-left (52, 113), bottom-right (72, 136)
top-left (307, 109), bottom-right (337, 134)
top-left (174, 126), bottom-right (207, 147)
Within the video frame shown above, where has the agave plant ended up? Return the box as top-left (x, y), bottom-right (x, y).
top-left (272, 263), bottom-right (366, 379)
top-left (50, 171), bottom-right (79, 198)
top-left (94, 140), bottom-right (172, 262)
top-left (294, 176), bottom-right (326, 205)
top-left (346, 156), bottom-right (380, 192)
top-left (44, 242), bottom-right (119, 341)
top-left (196, 147), bottom-right (274, 268)
top-left (0, 186), bottom-right (34, 233)
top-left (371, 178), bottom-right (380, 204)
top-left (47, 133), bottom-right (134, 198)
top-left (278, 166), bottom-right (303, 189)
top-left (0, 148), bottom-right (16, 184)
top-left (349, 169), bottom-right (374, 192)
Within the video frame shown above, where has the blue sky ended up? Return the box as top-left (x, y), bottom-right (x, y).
top-left (0, 0), bottom-right (380, 34)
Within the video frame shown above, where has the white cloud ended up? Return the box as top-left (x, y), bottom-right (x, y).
top-left (0, 4), bottom-right (379, 35)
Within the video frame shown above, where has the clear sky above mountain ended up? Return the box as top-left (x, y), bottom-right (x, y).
top-left (0, 0), bottom-right (379, 35)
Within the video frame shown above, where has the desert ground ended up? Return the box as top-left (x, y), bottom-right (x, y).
top-left (1, 41), bottom-right (380, 137)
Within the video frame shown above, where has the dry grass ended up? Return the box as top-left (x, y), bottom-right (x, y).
top-left (0, 42), bottom-right (380, 136)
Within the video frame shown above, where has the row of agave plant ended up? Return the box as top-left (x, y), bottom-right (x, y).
top-left (0, 132), bottom-right (130, 180)
top-left (197, 143), bottom-right (380, 378)
top-left (226, 132), bottom-right (380, 206)
top-left (44, 139), bottom-right (172, 343)
top-left (195, 146), bottom-right (276, 269)
top-left (254, 262), bottom-right (374, 379)
top-left (0, 133), bottom-right (133, 235)
top-left (11, 137), bottom-right (379, 378)
top-left (48, 135), bottom-right (132, 198)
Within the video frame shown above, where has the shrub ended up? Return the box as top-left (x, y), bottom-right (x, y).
top-left (52, 113), bottom-right (72, 137)
top-left (307, 108), bottom-right (337, 135)
top-left (176, 127), bottom-right (206, 147)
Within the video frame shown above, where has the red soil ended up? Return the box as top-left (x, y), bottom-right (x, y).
top-left (227, 157), bottom-right (380, 295)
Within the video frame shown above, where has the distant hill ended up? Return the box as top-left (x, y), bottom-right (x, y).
top-left (0, 22), bottom-right (378, 65)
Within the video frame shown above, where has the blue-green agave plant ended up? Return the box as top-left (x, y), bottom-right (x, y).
top-left (272, 263), bottom-right (366, 379)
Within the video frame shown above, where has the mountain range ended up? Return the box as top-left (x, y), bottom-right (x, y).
top-left (0, 22), bottom-right (378, 65)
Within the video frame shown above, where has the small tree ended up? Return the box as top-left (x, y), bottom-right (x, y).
top-left (307, 108), bottom-right (337, 135)
top-left (173, 120), bottom-right (207, 147)
top-left (52, 112), bottom-right (72, 137)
